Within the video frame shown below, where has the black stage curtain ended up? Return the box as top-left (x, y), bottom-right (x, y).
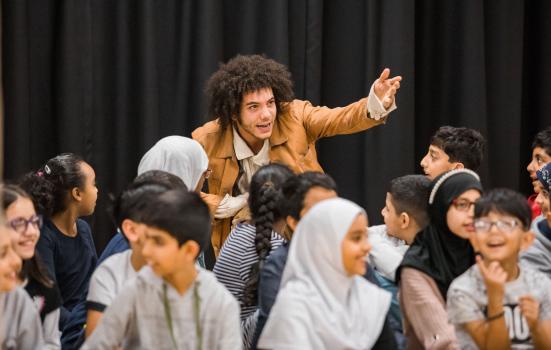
top-left (3, 0), bottom-right (551, 253)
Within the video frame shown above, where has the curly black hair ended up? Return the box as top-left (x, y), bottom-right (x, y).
top-left (19, 153), bottom-right (85, 217)
top-left (205, 54), bottom-right (294, 130)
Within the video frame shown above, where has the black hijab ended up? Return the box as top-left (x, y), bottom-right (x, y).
top-left (398, 169), bottom-right (482, 298)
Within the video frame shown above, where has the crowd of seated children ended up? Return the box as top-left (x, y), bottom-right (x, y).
top-left (5, 124), bottom-right (551, 350)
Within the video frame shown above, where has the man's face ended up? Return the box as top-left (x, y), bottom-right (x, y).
top-left (234, 87), bottom-right (277, 148)
top-left (420, 145), bottom-right (459, 180)
top-left (526, 146), bottom-right (551, 192)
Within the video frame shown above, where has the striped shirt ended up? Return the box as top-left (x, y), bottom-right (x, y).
top-left (213, 223), bottom-right (286, 348)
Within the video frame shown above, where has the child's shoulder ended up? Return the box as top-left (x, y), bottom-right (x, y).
top-left (448, 264), bottom-right (482, 292)
top-left (76, 218), bottom-right (92, 233)
top-left (520, 264), bottom-right (551, 287)
top-left (197, 269), bottom-right (239, 306)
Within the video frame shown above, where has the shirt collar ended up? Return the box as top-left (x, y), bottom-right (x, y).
top-left (232, 128), bottom-right (269, 161)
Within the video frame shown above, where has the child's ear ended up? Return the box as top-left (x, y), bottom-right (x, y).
top-left (121, 219), bottom-right (138, 243)
top-left (181, 241), bottom-right (201, 262)
top-left (520, 230), bottom-right (536, 251)
top-left (71, 187), bottom-right (82, 202)
top-left (399, 212), bottom-right (410, 230)
top-left (452, 162), bottom-right (465, 170)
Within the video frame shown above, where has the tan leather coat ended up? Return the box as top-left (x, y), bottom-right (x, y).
top-left (192, 97), bottom-right (385, 255)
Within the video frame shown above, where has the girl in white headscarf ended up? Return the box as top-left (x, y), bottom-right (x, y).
top-left (258, 197), bottom-right (391, 349)
top-left (137, 135), bottom-right (210, 268)
top-left (138, 136), bottom-right (209, 192)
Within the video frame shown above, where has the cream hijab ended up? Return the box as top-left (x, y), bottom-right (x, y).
top-left (258, 198), bottom-right (391, 349)
top-left (137, 136), bottom-right (209, 190)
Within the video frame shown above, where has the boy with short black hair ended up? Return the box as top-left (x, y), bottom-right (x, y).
top-left (82, 190), bottom-right (241, 349)
top-left (420, 126), bottom-right (485, 179)
top-left (371, 174), bottom-right (431, 281)
top-left (85, 170), bottom-right (183, 337)
top-left (447, 188), bottom-right (551, 349)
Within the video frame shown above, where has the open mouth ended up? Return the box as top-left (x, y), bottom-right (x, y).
top-left (256, 122), bottom-right (272, 133)
top-left (486, 241), bottom-right (506, 249)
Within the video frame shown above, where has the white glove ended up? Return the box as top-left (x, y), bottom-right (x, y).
top-left (214, 193), bottom-right (249, 219)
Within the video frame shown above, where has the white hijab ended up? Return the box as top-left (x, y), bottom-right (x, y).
top-left (137, 136), bottom-right (209, 190)
top-left (258, 198), bottom-right (391, 350)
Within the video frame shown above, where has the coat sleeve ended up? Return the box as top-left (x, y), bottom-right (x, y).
top-left (293, 98), bottom-right (386, 144)
top-left (400, 268), bottom-right (458, 350)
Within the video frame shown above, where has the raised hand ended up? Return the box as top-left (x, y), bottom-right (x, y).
top-left (476, 255), bottom-right (507, 295)
top-left (373, 68), bottom-right (402, 109)
top-left (519, 295), bottom-right (540, 331)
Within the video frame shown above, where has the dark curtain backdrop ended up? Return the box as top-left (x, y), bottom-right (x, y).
top-left (3, 0), bottom-right (551, 253)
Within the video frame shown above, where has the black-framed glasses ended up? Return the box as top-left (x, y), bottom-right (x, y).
top-left (473, 218), bottom-right (519, 234)
top-left (451, 198), bottom-right (477, 212)
top-left (8, 215), bottom-right (43, 235)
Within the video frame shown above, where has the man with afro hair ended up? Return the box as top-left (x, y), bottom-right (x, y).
top-left (193, 54), bottom-right (401, 255)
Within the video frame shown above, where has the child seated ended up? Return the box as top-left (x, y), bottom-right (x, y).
top-left (370, 174), bottom-right (431, 281)
top-left (86, 170), bottom-right (184, 337)
top-left (213, 163), bottom-right (292, 349)
top-left (19, 153), bottom-right (98, 339)
top-left (521, 162), bottom-right (551, 276)
top-left (397, 169), bottom-right (482, 349)
top-left (420, 126), bottom-right (485, 179)
top-left (2, 184), bottom-right (62, 348)
top-left (82, 190), bottom-right (241, 349)
top-left (526, 127), bottom-right (551, 218)
top-left (258, 198), bottom-right (391, 349)
top-left (0, 218), bottom-right (44, 349)
top-left (447, 188), bottom-right (551, 349)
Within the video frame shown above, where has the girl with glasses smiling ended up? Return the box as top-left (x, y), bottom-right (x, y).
top-left (396, 169), bottom-right (482, 349)
top-left (2, 184), bottom-right (62, 349)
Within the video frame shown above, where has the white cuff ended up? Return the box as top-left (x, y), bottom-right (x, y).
top-left (367, 82), bottom-right (397, 121)
top-left (214, 193), bottom-right (249, 219)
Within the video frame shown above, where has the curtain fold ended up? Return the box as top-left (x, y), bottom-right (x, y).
top-left (3, 0), bottom-right (551, 252)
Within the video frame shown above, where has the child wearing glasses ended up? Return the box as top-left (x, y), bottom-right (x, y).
top-left (19, 153), bottom-right (98, 339)
top-left (397, 169), bottom-right (482, 349)
top-left (0, 212), bottom-right (44, 349)
top-left (447, 188), bottom-right (551, 349)
top-left (2, 184), bottom-right (62, 348)
top-left (82, 189), bottom-right (241, 349)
